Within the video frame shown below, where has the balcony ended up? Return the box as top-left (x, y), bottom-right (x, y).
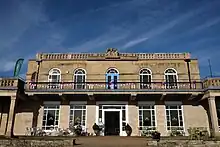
top-left (26, 81), bottom-right (204, 93)
top-left (203, 77), bottom-right (220, 90)
top-left (0, 77), bottom-right (25, 90)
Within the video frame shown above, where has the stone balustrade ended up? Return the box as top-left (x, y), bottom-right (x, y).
top-left (0, 77), bottom-right (25, 90)
top-left (36, 52), bottom-right (190, 60)
top-left (203, 77), bottom-right (220, 89)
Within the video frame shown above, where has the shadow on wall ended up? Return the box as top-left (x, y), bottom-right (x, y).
top-left (14, 99), bottom-right (41, 135)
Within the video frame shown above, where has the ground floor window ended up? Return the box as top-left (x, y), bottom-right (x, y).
top-left (69, 105), bottom-right (86, 127)
top-left (138, 105), bottom-right (156, 132)
top-left (42, 103), bottom-right (60, 130)
top-left (165, 104), bottom-right (184, 131)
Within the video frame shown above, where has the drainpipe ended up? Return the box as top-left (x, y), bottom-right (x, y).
top-left (35, 60), bottom-right (42, 89)
top-left (184, 59), bottom-right (192, 89)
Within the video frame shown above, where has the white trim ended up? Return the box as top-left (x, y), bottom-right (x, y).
top-left (164, 68), bottom-right (178, 83)
top-left (102, 109), bottom-right (122, 136)
top-left (73, 68), bottom-right (87, 75)
top-left (138, 101), bottom-right (155, 105)
top-left (181, 105), bottom-right (186, 134)
top-left (137, 103), bottom-right (157, 135)
top-left (96, 101), bottom-right (128, 105)
top-left (73, 68), bottom-right (87, 89)
top-left (164, 68), bottom-right (177, 74)
top-left (43, 101), bottom-right (61, 105)
top-left (69, 101), bottom-right (87, 105)
top-left (42, 102), bottom-right (61, 130)
top-left (139, 68), bottom-right (152, 75)
top-left (164, 103), bottom-right (185, 135)
top-left (165, 101), bottom-right (182, 105)
top-left (126, 104), bottom-right (129, 124)
top-left (106, 67), bottom-right (120, 74)
top-left (48, 68), bottom-right (62, 82)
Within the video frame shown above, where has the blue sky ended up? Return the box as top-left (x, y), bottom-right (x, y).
top-left (0, 0), bottom-right (220, 78)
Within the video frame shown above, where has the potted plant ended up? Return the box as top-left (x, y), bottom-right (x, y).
top-left (74, 124), bottom-right (82, 136)
top-left (125, 124), bottom-right (132, 136)
top-left (92, 123), bottom-right (101, 136)
top-left (151, 131), bottom-right (161, 142)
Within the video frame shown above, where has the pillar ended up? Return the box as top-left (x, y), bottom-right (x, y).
top-left (208, 96), bottom-right (219, 135)
top-left (86, 99), bottom-right (96, 135)
top-left (59, 99), bottom-right (70, 129)
top-left (156, 104), bottom-right (166, 136)
top-left (5, 96), bottom-right (16, 137)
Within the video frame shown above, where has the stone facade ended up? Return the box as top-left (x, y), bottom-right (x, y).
top-left (0, 49), bottom-right (220, 138)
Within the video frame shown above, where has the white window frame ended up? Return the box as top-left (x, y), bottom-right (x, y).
top-left (138, 102), bottom-right (156, 133)
top-left (42, 101), bottom-right (60, 131)
top-left (139, 68), bottom-right (152, 89)
top-left (74, 68), bottom-right (86, 89)
top-left (165, 101), bottom-right (185, 133)
top-left (69, 101), bottom-right (87, 131)
top-left (48, 68), bottom-right (61, 89)
top-left (164, 68), bottom-right (178, 89)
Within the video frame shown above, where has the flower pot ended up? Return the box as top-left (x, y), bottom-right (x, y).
top-left (94, 130), bottom-right (100, 136)
top-left (126, 130), bottom-right (132, 136)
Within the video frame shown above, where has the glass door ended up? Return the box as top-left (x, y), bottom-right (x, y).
top-left (106, 73), bottom-right (118, 89)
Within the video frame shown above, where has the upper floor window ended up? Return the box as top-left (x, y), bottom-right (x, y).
top-left (106, 68), bottom-right (119, 89)
top-left (140, 68), bottom-right (152, 89)
top-left (164, 68), bottom-right (178, 89)
top-left (74, 68), bottom-right (86, 89)
top-left (48, 68), bottom-right (61, 88)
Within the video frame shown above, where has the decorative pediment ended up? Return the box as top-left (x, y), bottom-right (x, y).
top-left (105, 48), bottom-right (120, 59)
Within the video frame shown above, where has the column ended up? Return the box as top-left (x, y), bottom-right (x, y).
top-left (128, 95), bottom-right (139, 136)
top-left (5, 96), bottom-right (16, 137)
top-left (208, 96), bottom-right (219, 135)
top-left (156, 104), bottom-right (167, 136)
top-left (59, 99), bottom-right (70, 129)
top-left (86, 99), bottom-right (96, 135)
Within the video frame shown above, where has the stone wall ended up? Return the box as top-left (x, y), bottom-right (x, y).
top-left (0, 139), bottom-right (73, 147)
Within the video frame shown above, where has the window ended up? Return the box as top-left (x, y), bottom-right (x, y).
top-left (42, 103), bottom-right (60, 130)
top-left (106, 68), bottom-right (119, 89)
top-left (69, 105), bottom-right (86, 128)
top-left (164, 68), bottom-right (178, 89)
top-left (165, 104), bottom-right (184, 131)
top-left (74, 69), bottom-right (86, 89)
top-left (48, 68), bottom-right (61, 88)
top-left (140, 69), bottom-right (152, 89)
top-left (139, 105), bottom-right (156, 131)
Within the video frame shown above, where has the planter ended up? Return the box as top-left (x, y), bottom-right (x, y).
top-left (94, 130), bottom-right (100, 136)
top-left (126, 130), bottom-right (132, 136)
top-left (151, 132), bottom-right (161, 142)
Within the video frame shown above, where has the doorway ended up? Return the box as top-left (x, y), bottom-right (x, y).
top-left (106, 68), bottom-right (119, 89)
top-left (104, 111), bottom-right (120, 135)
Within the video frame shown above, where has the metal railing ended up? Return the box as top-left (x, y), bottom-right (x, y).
top-left (26, 81), bottom-right (203, 91)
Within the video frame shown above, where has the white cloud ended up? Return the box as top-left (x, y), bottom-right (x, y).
top-left (123, 37), bottom-right (148, 48)
top-left (121, 1), bottom-right (217, 49)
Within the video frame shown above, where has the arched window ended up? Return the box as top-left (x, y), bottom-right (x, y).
top-left (106, 68), bottom-right (119, 89)
top-left (48, 68), bottom-right (61, 88)
top-left (74, 68), bottom-right (86, 89)
top-left (164, 68), bottom-right (178, 89)
top-left (140, 68), bottom-right (152, 89)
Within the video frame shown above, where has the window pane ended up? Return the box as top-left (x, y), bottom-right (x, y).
top-left (143, 110), bottom-right (151, 126)
top-left (74, 110), bottom-right (82, 125)
top-left (170, 110), bottom-right (179, 126)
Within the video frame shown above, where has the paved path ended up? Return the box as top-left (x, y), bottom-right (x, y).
top-left (74, 136), bottom-right (150, 147)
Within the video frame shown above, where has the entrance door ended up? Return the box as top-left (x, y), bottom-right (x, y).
top-left (104, 111), bottom-right (120, 135)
